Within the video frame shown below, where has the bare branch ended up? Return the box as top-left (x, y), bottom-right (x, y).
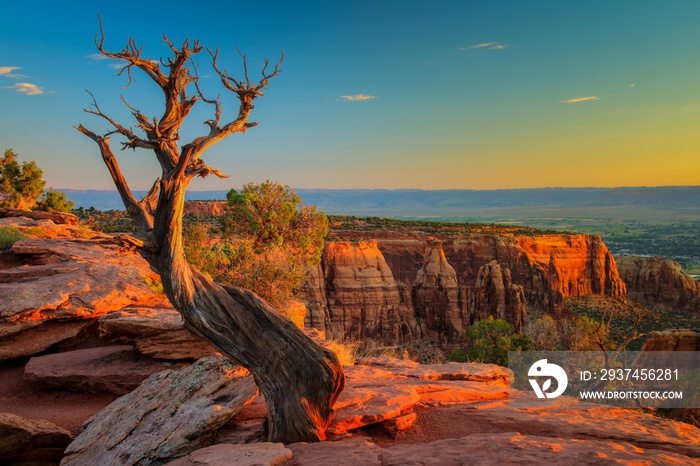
top-left (185, 159), bottom-right (230, 179)
top-left (83, 90), bottom-right (156, 151)
top-left (95, 15), bottom-right (167, 89)
top-left (73, 124), bottom-right (154, 232)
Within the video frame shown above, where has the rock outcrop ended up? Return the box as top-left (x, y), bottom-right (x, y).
top-left (471, 260), bottom-right (527, 331)
top-left (0, 208), bottom-right (79, 225)
top-left (164, 443), bottom-right (292, 466)
top-left (288, 432), bottom-right (697, 466)
top-left (0, 412), bottom-right (73, 465)
top-left (322, 241), bottom-right (416, 343)
top-left (0, 236), bottom-right (167, 361)
top-left (306, 234), bottom-right (626, 344)
top-left (76, 355), bottom-right (700, 466)
top-left (617, 255), bottom-right (700, 314)
top-left (61, 357), bottom-right (258, 466)
top-left (99, 307), bottom-right (217, 360)
top-left (183, 201), bottom-right (227, 217)
top-left (641, 329), bottom-right (700, 351)
top-left (24, 346), bottom-right (186, 395)
top-left (412, 239), bottom-right (463, 343)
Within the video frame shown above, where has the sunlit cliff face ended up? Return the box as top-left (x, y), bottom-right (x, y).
top-left (302, 233), bottom-right (627, 345)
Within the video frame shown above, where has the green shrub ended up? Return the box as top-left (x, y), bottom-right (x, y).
top-left (36, 187), bottom-right (75, 212)
top-left (448, 348), bottom-right (468, 362)
top-left (467, 317), bottom-right (533, 366)
top-left (0, 226), bottom-right (27, 249)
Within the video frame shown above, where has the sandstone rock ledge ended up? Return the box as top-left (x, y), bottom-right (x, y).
top-left (58, 354), bottom-right (700, 465)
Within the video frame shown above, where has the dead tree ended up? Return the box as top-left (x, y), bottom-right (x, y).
top-left (75, 22), bottom-right (345, 444)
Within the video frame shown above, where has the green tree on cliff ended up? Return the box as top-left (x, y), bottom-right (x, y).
top-left (36, 187), bottom-right (75, 212)
top-left (185, 181), bottom-right (328, 308)
top-left (222, 180), bottom-right (328, 263)
top-left (0, 149), bottom-right (45, 210)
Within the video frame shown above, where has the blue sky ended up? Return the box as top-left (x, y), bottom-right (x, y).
top-left (2, 1), bottom-right (700, 191)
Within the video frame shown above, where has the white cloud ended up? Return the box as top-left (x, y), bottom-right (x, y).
top-left (0, 66), bottom-right (24, 78)
top-left (85, 53), bottom-right (110, 61)
top-left (459, 42), bottom-right (511, 50)
top-left (4, 82), bottom-right (44, 95)
top-left (562, 96), bottom-right (599, 104)
top-left (340, 94), bottom-right (376, 101)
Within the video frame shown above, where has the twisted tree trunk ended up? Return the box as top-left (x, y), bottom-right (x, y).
top-left (76, 22), bottom-right (345, 443)
top-left (151, 182), bottom-right (344, 442)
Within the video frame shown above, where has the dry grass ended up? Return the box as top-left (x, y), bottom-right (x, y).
top-left (323, 339), bottom-right (359, 366)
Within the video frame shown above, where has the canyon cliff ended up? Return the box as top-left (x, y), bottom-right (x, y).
top-left (304, 233), bottom-right (626, 345)
top-left (617, 256), bottom-right (700, 314)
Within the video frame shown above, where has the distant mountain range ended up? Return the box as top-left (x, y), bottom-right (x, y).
top-left (61, 186), bottom-right (700, 220)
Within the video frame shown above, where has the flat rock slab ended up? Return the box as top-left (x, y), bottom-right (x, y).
top-left (330, 385), bottom-right (421, 434)
top-left (402, 362), bottom-right (511, 383)
top-left (99, 307), bottom-right (217, 360)
top-left (289, 432), bottom-right (699, 465)
top-left (0, 321), bottom-right (89, 361)
top-left (2, 238), bottom-right (165, 325)
top-left (164, 443), bottom-right (292, 466)
top-left (62, 357), bottom-right (258, 466)
top-left (0, 412), bottom-right (73, 464)
top-left (24, 345), bottom-right (185, 395)
top-left (327, 362), bottom-right (509, 434)
top-left (466, 397), bottom-right (700, 459)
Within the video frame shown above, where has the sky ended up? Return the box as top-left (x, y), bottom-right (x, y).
top-left (1, 1), bottom-right (700, 191)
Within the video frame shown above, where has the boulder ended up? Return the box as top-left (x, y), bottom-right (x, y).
top-left (24, 345), bottom-right (184, 394)
top-left (61, 357), bottom-right (258, 466)
top-left (0, 412), bottom-right (73, 464)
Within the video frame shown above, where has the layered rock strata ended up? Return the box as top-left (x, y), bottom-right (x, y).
top-left (617, 255), bottom-right (700, 314)
top-left (306, 234), bottom-right (626, 344)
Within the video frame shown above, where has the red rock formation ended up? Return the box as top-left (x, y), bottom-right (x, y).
top-left (183, 201), bottom-right (227, 217)
top-left (322, 241), bottom-right (416, 343)
top-left (640, 329), bottom-right (700, 351)
top-left (23, 346), bottom-right (185, 395)
top-left (0, 208), bottom-right (79, 225)
top-left (379, 234), bottom-right (625, 317)
top-left (472, 260), bottom-right (527, 331)
top-left (617, 256), bottom-right (700, 314)
top-left (303, 263), bottom-right (331, 333)
top-left (412, 239), bottom-right (463, 343)
top-left (306, 233), bottom-right (627, 344)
